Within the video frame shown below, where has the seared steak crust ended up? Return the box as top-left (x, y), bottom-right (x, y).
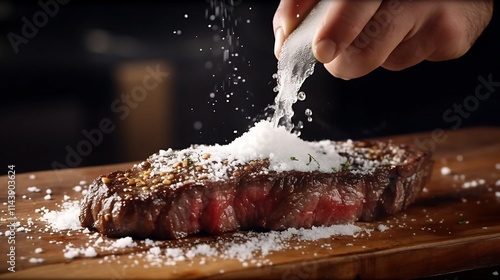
top-left (80, 140), bottom-right (433, 239)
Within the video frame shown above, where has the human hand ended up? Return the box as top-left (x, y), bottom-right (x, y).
top-left (273, 0), bottom-right (493, 80)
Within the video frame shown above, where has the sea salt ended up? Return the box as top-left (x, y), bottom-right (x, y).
top-left (28, 258), bottom-right (44, 263)
top-left (34, 248), bottom-right (43, 254)
top-left (112, 237), bottom-right (137, 249)
top-left (41, 201), bottom-right (81, 231)
top-left (27, 186), bottom-right (41, 192)
top-left (149, 120), bottom-right (354, 181)
top-left (440, 167), bottom-right (451, 175)
top-left (272, 0), bottom-right (329, 131)
top-left (377, 224), bottom-right (390, 232)
top-left (83, 247), bottom-right (97, 257)
top-left (138, 223), bottom-right (366, 265)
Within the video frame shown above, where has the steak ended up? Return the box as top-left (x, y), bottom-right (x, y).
top-left (80, 140), bottom-right (433, 239)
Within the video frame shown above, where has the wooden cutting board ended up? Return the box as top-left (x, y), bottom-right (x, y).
top-left (1, 127), bottom-right (500, 279)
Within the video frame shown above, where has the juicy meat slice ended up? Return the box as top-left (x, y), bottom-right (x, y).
top-left (80, 140), bottom-right (433, 239)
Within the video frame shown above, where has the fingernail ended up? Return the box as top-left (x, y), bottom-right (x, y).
top-left (314, 39), bottom-right (337, 63)
top-left (274, 27), bottom-right (285, 58)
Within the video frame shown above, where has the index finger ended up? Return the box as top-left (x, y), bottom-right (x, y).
top-left (273, 0), bottom-right (319, 57)
top-left (313, 0), bottom-right (382, 63)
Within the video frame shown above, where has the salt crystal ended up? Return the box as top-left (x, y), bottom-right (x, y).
top-left (79, 180), bottom-right (87, 185)
top-left (34, 248), bottom-right (43, 254)
top-left (64, 248), bottom-right (80, 259)
top-left (46, 189), bottom-right (52, 194)
top-left (28, 258), bottom-right (44, 263)
top-left (63, 195), bottom-right (70, 201)
top-left (149, 247), bottom-right (161, 255)
top-left (27, 186), bottom-right (41, 192)
top-left (41, 201), bottom-right (81, 231)
top-left (44, 194), bottom-right (52, 200)
top-left (456, 155), bottom-right (463, 161)
top-left (440, 166), bottom-right (451, 175)
top-left (272, 1), bottom-right (329, 130)
top-left (495, 192), bottom-right (500, 198)
top-left (84, 247), bottom-right (97, 257)
top-left (29, 174), bottom-right (36, 180)
top-left (493, 271), bottom-right (498, 276)
top-left (377, 224), bottom-right (390, 232)
top-left (112, 237), bottom-right (137, 248)
top-left (496, 180), bottom-right (500, 187)
top-left (496, 164), bottom-right (500, 170)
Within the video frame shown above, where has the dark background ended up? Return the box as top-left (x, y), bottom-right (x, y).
top-left (1, 0), bottom-right (499, 174)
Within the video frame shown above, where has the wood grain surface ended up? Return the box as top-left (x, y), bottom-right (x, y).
top-left (1, 126), bottom-right (500, 279)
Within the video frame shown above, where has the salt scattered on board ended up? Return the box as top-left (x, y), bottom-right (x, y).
top-left (34, 196), bottom-right (373, 266)
top-left (40, 201), bottom-right (82, 231)
top-left (28, 258), bottom-right (44, 264)
top-left (27, 186), bottom-right (41, 192)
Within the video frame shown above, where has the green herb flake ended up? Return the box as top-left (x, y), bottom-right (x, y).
top-left (306, 153), bottom-right (320, 168)
top-left (290, 156), bottom-right (299, 161)
top-left (341, 161), bottom-right (351, 169)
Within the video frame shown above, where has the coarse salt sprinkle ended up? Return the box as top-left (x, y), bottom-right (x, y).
top-left (147, 120), bottom-right (399, 187)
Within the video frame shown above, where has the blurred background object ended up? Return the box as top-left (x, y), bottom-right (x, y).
top-left (1, 0), bottom-right (499, 173)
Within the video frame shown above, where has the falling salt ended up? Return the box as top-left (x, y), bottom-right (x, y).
top-left (272, 0), bottom-right (328, 131)
top-left (305, 108), bottom-right (312, 117)
top-left (440, 166), bottom-right (451, 175)
top-left (297, 91), bottom-right (306, 101)
top-left (193, 121), bottom-right (203, 130)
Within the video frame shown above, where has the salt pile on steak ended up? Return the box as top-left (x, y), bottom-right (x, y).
top-left (80, 120), bottom-right (433, 239)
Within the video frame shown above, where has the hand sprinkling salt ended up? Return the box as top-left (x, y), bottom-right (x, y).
top-left (272, 1), bottom-right (329, 131)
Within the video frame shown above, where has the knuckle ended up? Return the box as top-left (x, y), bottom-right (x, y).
top-left (429, 14), bottom-right (470, 59)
